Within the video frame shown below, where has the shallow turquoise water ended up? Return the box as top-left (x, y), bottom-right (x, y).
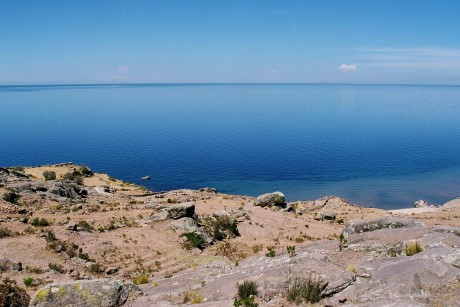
top-left (1, 84), bottom-right (460, 208)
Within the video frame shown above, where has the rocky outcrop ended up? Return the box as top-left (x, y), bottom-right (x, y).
top-left (29, 279), bottom-right (138, 307)
top-left (168, 217), bottom-right (199, 233)
top-left (150, 202), bottom-right (196, 221)
top-left (413, 199), bottom-right (429, 208)
top-left (342, 217), bottom-right (425, 237)
top-left (0, 257), bottom-right (22, 272)
top-left (48, 182), bottom-right (87, 199)
top-left (254, 192), bottom-right (286, 207)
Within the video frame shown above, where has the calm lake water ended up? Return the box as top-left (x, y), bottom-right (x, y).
top-left (1, 84), bottom-right (460, 209)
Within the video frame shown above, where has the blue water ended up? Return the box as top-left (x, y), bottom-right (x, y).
top-left (1, 84), bottom-right (460, 209)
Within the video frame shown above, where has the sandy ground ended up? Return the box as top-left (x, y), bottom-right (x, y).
top-left (1, 164), bottom-right (459, 299)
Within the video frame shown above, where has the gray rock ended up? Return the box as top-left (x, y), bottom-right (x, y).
top-left (199, 187), bottom-right (217, 193)
top-left (29, 279), bottom-right (130, 307)
top-left (168, 217), bottom-right (199, 233)
top-left (150, 202), bottom-right (195, 221)
top-left (413, 199), bottom-right (429, 208)
top-left (342, 217), bottom-right (426, 237)
top-left (0, 257), bottom-right (22, 271)
top-left (254, 192), bottom-right (286, 207)
top-left (314, 211), bottom-right (337, 221)
top-left (106, 267), bottom-right (119, 275)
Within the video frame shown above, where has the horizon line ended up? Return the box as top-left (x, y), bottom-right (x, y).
top-left (1, 82), bottom-right (460, 88)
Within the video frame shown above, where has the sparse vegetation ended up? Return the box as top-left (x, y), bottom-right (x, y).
top-left (79, 164), bottom-right (94, 176)
top-left (265, 247), bottom-right (276, 257)
top-left (405, 240), bottom-right (424, 256)
top-left (2, 189), bottom-right (20, 204)
top-left (133, 272), bottom-right (150, 285)
top-left (182, 232), bottom-right (206, 250)
top-left (183, 290), bottom-right (203, 304)
top-left (287, 245), bottom-right (296, 257)
top-left (0, 278), bottom-right (31, 306)
top-left (23, 277), bottom-right (34, 287)
top-left (43, 170), bottom-right (56, 181)
top-left (234, 280), bottom-right (258, 307)
top-left (0, 226), bottom-right (14, 238)
top-left (31, 217), bottom-right (50, 227)
top-left (48, 263), bottom-right (65, 274)
top-left (285, 275), bottom-right (327, 304)
top-left (62, 171), bottom-right (83, 185)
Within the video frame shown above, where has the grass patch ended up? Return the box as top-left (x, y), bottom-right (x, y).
top-left (133, 272), bottom-right (150, 285)
top-left (405, 240), bottom-right (424, 256)
top-left (285, 275), bottom-right (327, 304)
top-left (182, 232), bottom-right (206, 250)
top-left (31, 217), bottom-right (50, 227)
top-left (234, 280), bottom-right (258, 307)
top-left (183, 290), bottom-right (203, 304)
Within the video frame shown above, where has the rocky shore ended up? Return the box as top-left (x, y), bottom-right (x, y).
top-left (1, 164), bottom-right (459, 306)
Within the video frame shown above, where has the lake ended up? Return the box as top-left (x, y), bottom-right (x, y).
top-left (1, 83), bottom-right (459, 209)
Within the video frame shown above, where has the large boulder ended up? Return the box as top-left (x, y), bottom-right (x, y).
top-left (413, 199), bottom-right (429, 208)
top-left (150, 202), bottom-right (195, 221)
top-left (48, 182), bottom-right (87, 199)
top-left (29, 279), bottom-right (135, 307)
top-left (0, 257), bottom-right (22, 272)
top-left (169, 217), bottom-right (199, 233)
top-left (254, 192), bottom-right (286, 208)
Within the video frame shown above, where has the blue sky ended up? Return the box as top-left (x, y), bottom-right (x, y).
top-left (1, 0), bottom-right (460, 85)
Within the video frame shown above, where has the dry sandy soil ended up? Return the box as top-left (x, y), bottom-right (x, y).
top-left (1, 163), bottom-right (459, 305)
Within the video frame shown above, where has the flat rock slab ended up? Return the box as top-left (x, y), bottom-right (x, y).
top-left (29, 279), bottom-right (133, 307)
top-left (342, 217), bottom-right (426, 237)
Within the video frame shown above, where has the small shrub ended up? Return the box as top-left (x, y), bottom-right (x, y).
top-left (76, 220), bottom-right (93, 232)
top-left (234, 280), bottom-right (258, 307)
top-left (133, 273), bottom-right (150, 285)
top-left (0, 278), bottom-right (31, 306)
top-left (405, 240), bottom-right (424, 256)
top-left (23, 226), bottom-right (36, 235)
top-left (31, 217), bottom-right (50, 227)
top-left (43, 170), bottom-right (56, 181)
top-left (265, 247), bottom-right (276, 257)
top-left (23, 277), bottom-right (34, 287)
top-left (48, 263), bottom-right (65, 274)
top-left (0, 226), bottom-right (14, 238)
top-left (287, 245), bottom-right (296, 257)
top-left (182, 232), bottom-right (205, 250)
top-left (237, 280), bottom-right (258, 299)
top-left (87, 263), bottom-right (103, 274)
top-left (252, 244), bottom-right (263, 254)
top-left (285, 275), bottom-right (327, 304)
top-left (62, 172), bottom-right (83, 185)
top-left (79, 164), bottom-right (93, 176)
top-left (183, 290), bottom-right (203, 304)
top-left (347, 263), bottom-right (357, 273)
top-left (25, 266), bottom-right (44, 274)
top-left (2, 190), bottom-right (20, 204)
top-left (78, 252), bottom-right (91, 262)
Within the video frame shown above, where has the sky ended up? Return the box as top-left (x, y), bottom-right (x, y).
top-left (1, 0), bottom-right (460, 85)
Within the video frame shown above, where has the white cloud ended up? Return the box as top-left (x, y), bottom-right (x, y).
top-left (117, 65), bottom-right (130, 72)
top-left (338, 64), bottom-right (357, 73)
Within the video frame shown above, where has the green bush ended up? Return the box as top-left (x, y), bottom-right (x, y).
top-left (79, 164), bottom-right (93, 176)
top-left (2, 190), bottom-right (20, 204)
top-left (62, 171), bottom-right (83, 185)
top-left (133, 273), bottom-right (150, 285)
top-left (285, 275), bottom-right (327, 304)
top-left (43, 170), bottom-right (56, 181)
top-left (183, 232), bottom-right (206, 250)
top-left (234, 280), bottom-right (258, 307)
top-left (287, 245), bottom-right (296, 257)
top-left (23, 277), bottom-right (34, 287)
top-left (31, 218), bottom-right (50, 227)
top-left (76, 220), bottom-right (93, 232)
top-left (0, 278), bottom-right (31, 306)
top-left (265, 247), bottom-right (276, 257)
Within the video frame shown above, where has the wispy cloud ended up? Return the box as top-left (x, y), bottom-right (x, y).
top-left (117, 65), bottom-right (130, 72)
top-left (360, 47), bottom-right (460, 69)
top-left (338, 64), bottom-right (357, 73)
